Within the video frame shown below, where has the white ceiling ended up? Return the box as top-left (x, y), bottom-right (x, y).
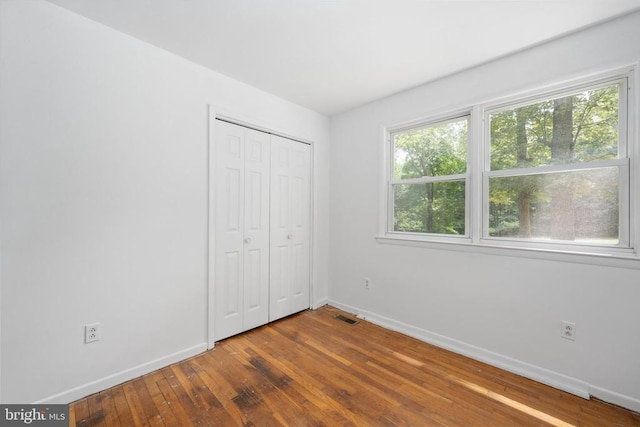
top-left (46, 0), bottom-right (640, 116)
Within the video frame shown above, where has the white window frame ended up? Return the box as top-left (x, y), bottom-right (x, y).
top-left (482, 75), bottom-right (631, 255)
top-left (378, 64), bottom-right (640, 267)
top-left (386, 111), bottom-right (472, 243)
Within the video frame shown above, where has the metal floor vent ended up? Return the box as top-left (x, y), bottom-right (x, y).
top-left (335, 314), bottom-right (358, 325)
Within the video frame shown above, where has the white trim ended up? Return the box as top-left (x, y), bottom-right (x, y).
top-left (589, 385), bottom-right (640, 413)
top-left (390, 173), bottom-right (467, 185)
top-left (387, 108), bottom-right (472, 135)
top-left (376, 235), bottom-right (640, 269)
top-left (378, 125), bottom-right (391, 239)
top-left (384, 231), bottom-right (471, 244)
top-left (216, 115), bottom-right (313, 146)
top-left (309, 142), bottom-right (316, 312)
top-left (313, 297), bottom-right (329, 309)
top-left (470, 105), bottom-right (484, 244)
top-left (207, 106), bottom-right (216, 350)
top-left (485, 159), bottom-right (626, 178)
top-left (33, 343), bottom-right (207, 404)
top-left (619, 160), bottom-right (631, 248)
top-left (481, 66), bottom-right (635, 112)
top-left (629, 64), bottom-right (640, 260)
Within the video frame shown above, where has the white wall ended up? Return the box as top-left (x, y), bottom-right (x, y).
top-left (329, 11), bottom-right (640, 411)
top-left (0, 0), bottom-right (330, 403)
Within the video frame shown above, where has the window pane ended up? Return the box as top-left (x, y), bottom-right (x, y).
top-left (490, 85), bottom-right (619, 171)
top-left (393, 181), bottom-right (465, 235)
top-left (393, 118), bottom-right (467, 179)
top-left (488, 167), bottom-right (619, 243)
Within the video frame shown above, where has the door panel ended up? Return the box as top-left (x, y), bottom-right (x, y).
top-left (221, 251), bottom-right (241, 316)
top-left (215, 122), bottom-right (270, 340)
top-left (270, 136), bottom-right (311, 321)
top-left (269, 137), bottom-right (291, 320)
top-left (291, 142), bottom-right (311, 313)
top-left (226, 169), bottom-right (242, 232)
top-left (242, 129), bottom-right (270, 330)
top-left (215, 121), bottom-right (245, 339)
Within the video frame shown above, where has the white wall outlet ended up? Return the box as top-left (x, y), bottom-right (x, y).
top-left (561, 321), bottom-right (576, 341)
top-left (364, 277), bottom-right (371, 290)
top-left (85, 323), bottom-right (101, 344)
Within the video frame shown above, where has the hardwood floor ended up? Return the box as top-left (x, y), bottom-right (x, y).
top-left (71, 306), bottom-right (640, 426)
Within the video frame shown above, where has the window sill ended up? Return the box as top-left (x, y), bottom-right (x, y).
top-left (375, 234), bottom-right (640, 270)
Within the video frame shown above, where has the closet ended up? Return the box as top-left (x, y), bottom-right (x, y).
top-left (214, 120), bottom-right (311, 341)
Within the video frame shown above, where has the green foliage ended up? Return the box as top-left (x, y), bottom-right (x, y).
top-left (393, 182), bottom-right (465, 234)
top-left (490, 85), bottom-right (618, 171)
top-left (392, 119), bottom-right (467, 234)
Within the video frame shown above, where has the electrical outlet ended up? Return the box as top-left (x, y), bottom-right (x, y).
top-left (363, 277), bottom-right (371, 290)
top-left (561, 321), bottom-right (576, 341)
top-left (85, 323), bottom-right (101, 344)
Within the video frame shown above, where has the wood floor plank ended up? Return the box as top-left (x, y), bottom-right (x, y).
top-left (141, 372), bottom-right (178, 427)
top-left (188, 355), bottom-right (250, 425)
top-left (159, 366), bottom-right (214, 426)
top-left (121, 380), bottom-right (155, 427)
top-left (131, 377), bottom-right (165, 427)
top-left (68, 402), bottom-right (77, 427)
top-left (110, 385), bottom-right (135, 427)
top-left (71, 306), bottom-right (640, 426)
top-left (97, 389), bottom-right (121, 427)
top-left (176, 358), bottom-right (238, 426)
top-left (86, 392), bottom-right (106, 427)
top-left (73, 398), bottom-right (90, 427)
top-left (153, 373), bottom-right (201, 427)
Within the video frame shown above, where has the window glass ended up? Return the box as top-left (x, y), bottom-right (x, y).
top-left (393, 118), bottom-right (467, 179)
top-left (394, 181), bottom-right (466, 234)
top-left (391, 117), bottom-right (469, 237)
top-left (488, 167), bottom-right (619, 243)
top-left (490, 85), bottom-right (619, 171)
top-left (487, 82), bottom-right (624, 245)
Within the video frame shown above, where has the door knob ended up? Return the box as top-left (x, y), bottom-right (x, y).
top-left (287, 234), bottom-right (293, 240)
top-left (244, 237), bottom-right (252, 244)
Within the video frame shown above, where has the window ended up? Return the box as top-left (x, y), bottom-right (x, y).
top-left (382, 67), bottom-right (636, 261)
top-left (390, 116), bottom-right (469, 237)
top-left (485, 80), bottom-right (628, 249)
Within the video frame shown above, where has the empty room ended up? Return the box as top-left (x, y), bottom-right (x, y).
top-left (1, 0), bottom-right (640, 425)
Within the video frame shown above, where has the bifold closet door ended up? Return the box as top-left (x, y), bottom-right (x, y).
top-left (214, 121), bottom-right (270, 341)
top-left (270, 135), bottom-right (311, 322)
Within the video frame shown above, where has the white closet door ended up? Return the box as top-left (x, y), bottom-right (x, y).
top-left (290, 141), bottom-right (311, 314)
top-left (242, 129), bottom-right (271, 330)
top-left (270, 135), bottom-right (311, 321)
top-left (215, 121), bottom-right (270, 340)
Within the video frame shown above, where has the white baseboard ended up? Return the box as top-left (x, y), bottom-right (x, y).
top-left (328, 299), bottom-right (640, 412)
top-left (589, 385), bottom-right (640, 413)
top-left (34, 343), bottom-right (208, 404)
top-left (313, 297), bottom-right (329, 309)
